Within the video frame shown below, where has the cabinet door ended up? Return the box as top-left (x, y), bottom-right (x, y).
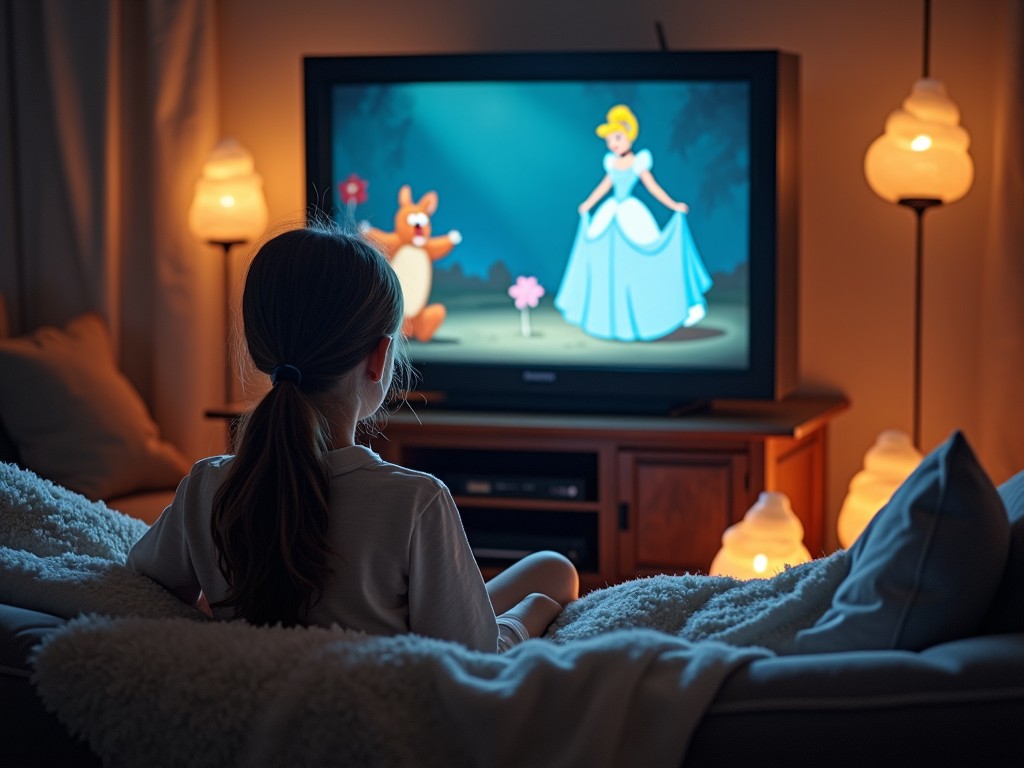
top-left (617, 450), bottom-right (748, 578)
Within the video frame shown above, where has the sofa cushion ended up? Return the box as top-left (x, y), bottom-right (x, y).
top-left (0, 313), bottom-right (190, 501)
top-left (690, 633), bottom-right (1024, 766)
top-left (981, 469), bottom-right (1024, 633)
top-left (792, 430), bottom-right (1009, 653)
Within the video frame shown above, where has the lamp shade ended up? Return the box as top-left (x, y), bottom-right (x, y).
top-left (188, 138), bottom-right (268, 243)
top-left (709, 491), bottom-right (811, 580)
top-left (837, 429), bottom-right (923, 548)
top-left (864, 78), bottom-right (974, 204)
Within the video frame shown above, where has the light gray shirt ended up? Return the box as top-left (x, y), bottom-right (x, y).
top-left (127, 445), bottom-right (499, 652)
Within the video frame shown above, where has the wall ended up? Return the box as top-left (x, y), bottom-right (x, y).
top-left (215, 0), bottom-right (1010, 551)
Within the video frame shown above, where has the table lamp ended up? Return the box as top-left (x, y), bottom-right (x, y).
top-left (836, 430), bottom-right (923, 548)
top-left (709, 492), bottom-right (811, 580)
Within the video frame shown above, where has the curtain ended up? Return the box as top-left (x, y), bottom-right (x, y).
top-left (0, 0), bottom-right (223, 461)
top-left (978, 0), bottom-right (1024, 484)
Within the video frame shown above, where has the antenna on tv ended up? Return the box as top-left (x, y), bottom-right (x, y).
top-left (655, 21), bottom-right (669, 51)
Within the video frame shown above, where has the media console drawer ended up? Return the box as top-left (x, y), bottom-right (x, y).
top-left (368, 395), bottom-right (848, 592)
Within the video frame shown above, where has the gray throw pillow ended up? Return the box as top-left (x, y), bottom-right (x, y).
top-left (792, 431), bottom-right (1009, 653)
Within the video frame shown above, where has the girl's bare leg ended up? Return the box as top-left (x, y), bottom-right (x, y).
top-left (486, 550), bottom-right (579, 615)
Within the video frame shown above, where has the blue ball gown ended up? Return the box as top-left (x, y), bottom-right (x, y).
top-left (555, 149), bottom-right (713, 341)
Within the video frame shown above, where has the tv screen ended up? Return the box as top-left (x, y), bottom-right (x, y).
top-left (304, 50), bottom-right (798, 414)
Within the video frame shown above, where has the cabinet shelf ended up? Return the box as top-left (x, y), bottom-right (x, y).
top-left (370, 394), bottom-right (848, 591)
top-left (453, 496), bottom-right (600, 514)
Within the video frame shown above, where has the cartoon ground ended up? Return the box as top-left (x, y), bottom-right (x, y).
top-left (407, 292), bottom-right (747, 370)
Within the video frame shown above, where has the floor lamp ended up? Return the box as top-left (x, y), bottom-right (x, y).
top-left (840, 0), bottom-right (973, 547)
top-left (863, 0), bottom-right (974, 449)
top-left (188, 138), bottom-right (268, 407)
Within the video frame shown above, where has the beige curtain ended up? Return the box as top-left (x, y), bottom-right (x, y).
top-left (978, 0), bottom-right (1024, 484)
top-left (0, 0), bottom-right (223, 460)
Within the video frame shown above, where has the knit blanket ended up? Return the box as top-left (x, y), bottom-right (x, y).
top-left (1, 461), bottom-right (850, 767)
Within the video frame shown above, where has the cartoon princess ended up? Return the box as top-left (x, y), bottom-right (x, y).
top-left (555, 104), bottom-right (712, 341)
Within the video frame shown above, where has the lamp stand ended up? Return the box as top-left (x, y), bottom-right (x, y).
top-left (208, 240), bottom-right (246, 407)
top-left (897, 197), bottom-right (941, 449)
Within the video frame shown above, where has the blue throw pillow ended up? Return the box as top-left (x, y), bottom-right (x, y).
top-left (792, 431), bottom-right (1009, 653)
top-left (980, 468), bottom-right (1024, 633)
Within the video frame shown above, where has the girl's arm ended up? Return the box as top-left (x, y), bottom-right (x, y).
top-left (579, 175), bottom-right (612, 214)
top-left (408, 490), bottom-right (502, 652)
top-left (126, 476), bottom-right (203, 608)
top-left (639, 169), bottom-right (690, 213)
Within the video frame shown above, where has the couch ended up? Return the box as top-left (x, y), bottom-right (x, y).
top-left (3, 603), bottom-right (1022, 767)
top-left (2, 428), bottom-right (1022, 766)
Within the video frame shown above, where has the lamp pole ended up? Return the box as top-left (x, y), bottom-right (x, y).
top-left (209, 239), bottom-right (246, 406)
top-left (897, 198), bottom-right (941, 450)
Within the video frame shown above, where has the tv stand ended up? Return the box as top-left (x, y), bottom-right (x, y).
top-left (369, 394), bottom-right (848, 593)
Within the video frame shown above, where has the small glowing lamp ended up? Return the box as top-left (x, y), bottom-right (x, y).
top-left (709, 492), bottom-right (811, 580)
top-left (864, 77), bottom-right (974, 205)
top-left (837, 430), bottom-right (923, 548)
top-left (188, 138), bottom-right (268, 244)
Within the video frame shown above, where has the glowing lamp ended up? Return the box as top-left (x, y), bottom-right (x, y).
top-left (188, 138), bottom-right (268, 408)
top-left (188, 138), bottom-right (268, 244)
top-left (838, 430), bottom-right (923, 548)
top-left (864, 77), bottom-right (974, 205)
top-left (709, 492), bottom-right (811, 580)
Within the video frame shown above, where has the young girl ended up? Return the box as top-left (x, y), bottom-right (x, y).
top-left (127, 224), bottom-right (578, 652)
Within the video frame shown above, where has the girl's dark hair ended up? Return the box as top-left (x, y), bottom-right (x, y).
top-left (210, 224), bottom-right (406, 626)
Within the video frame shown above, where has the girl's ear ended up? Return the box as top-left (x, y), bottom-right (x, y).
top-left (367, 336), bottom-right (393, 383)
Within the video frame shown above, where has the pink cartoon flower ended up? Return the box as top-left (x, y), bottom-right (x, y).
top-left (508, 276), bottom-right (545, 336)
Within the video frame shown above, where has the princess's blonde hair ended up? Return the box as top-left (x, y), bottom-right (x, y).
top-left (596, 104), bottom-right (639, 141)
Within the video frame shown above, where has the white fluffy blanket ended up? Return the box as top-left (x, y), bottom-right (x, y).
top-left (1, 461), bottom-right (850, 768)
top-left (0, 462), bottom-right (200, 621)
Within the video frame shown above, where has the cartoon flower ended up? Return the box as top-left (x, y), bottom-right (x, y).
top-left (338, 173), bottom-right (368, 209)
top-left (508, 276), bottom-right (545, 337)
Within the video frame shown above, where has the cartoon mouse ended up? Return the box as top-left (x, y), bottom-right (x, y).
top-left (363, 185), bottom-right (462, 342)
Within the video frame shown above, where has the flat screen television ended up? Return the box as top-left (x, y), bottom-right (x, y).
top-left (304, 50), bottom-right (799, 415)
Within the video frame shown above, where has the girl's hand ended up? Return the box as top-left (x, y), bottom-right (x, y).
top-left (578, 202), bottom-right (591, 215)
top-left (673, 201), bottom-right (690, 213)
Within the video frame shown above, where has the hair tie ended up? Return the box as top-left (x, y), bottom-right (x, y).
top-left (270, 363), bottom-right (302, 386)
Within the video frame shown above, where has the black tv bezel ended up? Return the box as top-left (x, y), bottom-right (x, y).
top-left (304, 50), bottom-right (798, 415)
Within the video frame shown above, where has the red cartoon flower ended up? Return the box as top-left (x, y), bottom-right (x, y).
top-left (338, 173), bottom-right (368, 206)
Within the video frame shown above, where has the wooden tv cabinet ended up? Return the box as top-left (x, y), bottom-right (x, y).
top-left (368, 395), bottom-right (848, 593)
